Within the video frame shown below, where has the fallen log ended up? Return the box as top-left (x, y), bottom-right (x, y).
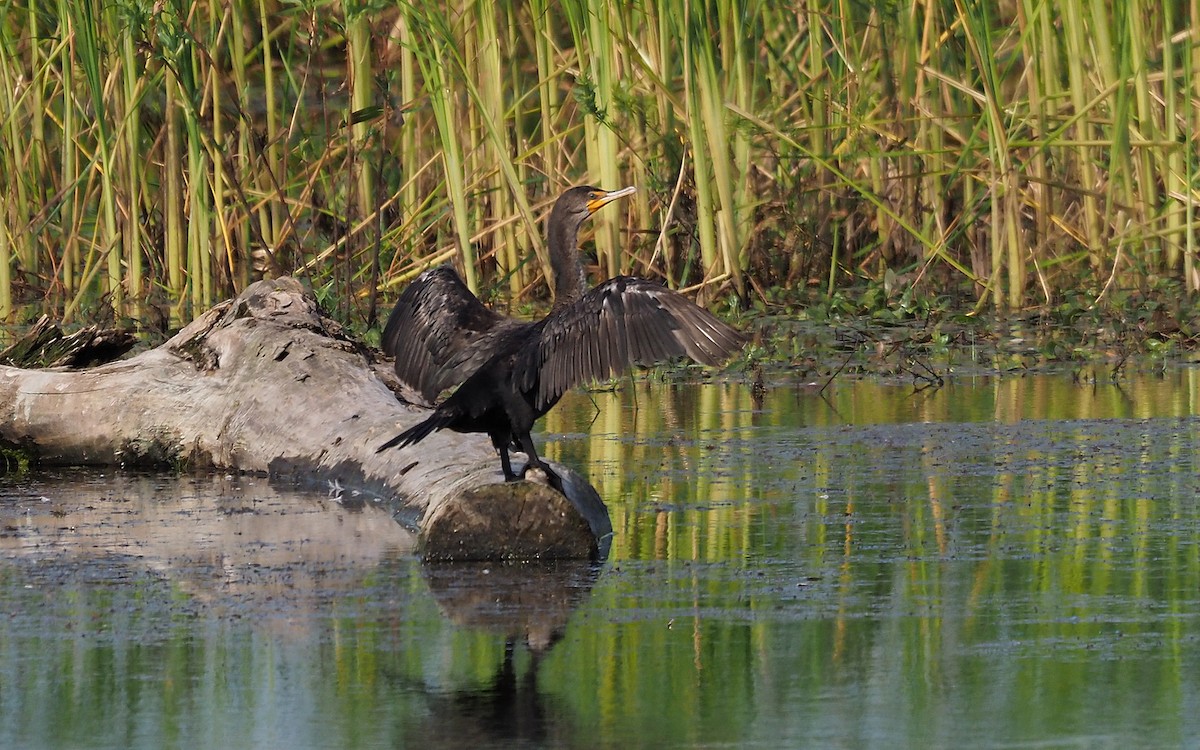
top-left (0, 277), bottom-right (612, 561)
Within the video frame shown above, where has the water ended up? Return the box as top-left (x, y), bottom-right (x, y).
top-left (4, 369), bottom-right (1200, 748)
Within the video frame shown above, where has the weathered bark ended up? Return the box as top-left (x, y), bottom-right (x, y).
top-left (0, 278), bottom-right (612, 561)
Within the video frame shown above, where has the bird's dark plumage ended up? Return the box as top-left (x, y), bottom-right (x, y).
top-left (378, 185), bottom-right (745, 487)
top-left (381, 265), bottom-right (509, 405)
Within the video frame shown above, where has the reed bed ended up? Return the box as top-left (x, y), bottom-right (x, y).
top-left (0, 0), bottom-right (1196, 329)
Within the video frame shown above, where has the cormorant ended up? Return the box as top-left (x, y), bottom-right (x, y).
top-left (377, 185), bottom-right (745, 487)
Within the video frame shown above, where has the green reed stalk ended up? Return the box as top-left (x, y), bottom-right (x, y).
top-left (188, 136), bottom-right (211, 312)
top-left (0, 6), bottom-right (40, 285)
top-left (1187, 0), bottom-right (1199, 290)
top-left (453, 6), bottom-right (484, 287)
top-left (430, 5), bottom-right (543, 286)
top-left (417, 14), bottom-right (479, 292)
top-left (866, 147), bottom-right (888, 278)
top-left (900, 3), bottom-right (930, 277)
top-left (346, 1), bottom-right (375, 228)
top-left (677, 1), bottom-right (719, 289)
top-left (470, 0), bottom-right (520, 295)
top-left (799, 2), bottom-right (836, 295)
top-left (27, 3), bottom-right (48, 280)
top-left (164, 72), bottom-right (185, 309)
top-left (1171, 0), bottom-right (1196, 287)
top-left (954, 0), bottom-right (1023, 308)
top-left (1126, 0), bottom-right (1160, 268)
top-left (1087, 0), bottom-right (1134, 234)
top-left (1018, 0), bottom-right (1055, 269)
top-left (501, 5), bottom-right (532, 292)
top-left (592, 5), bottom-right (623, 279)
top-left (694, 46), bottom-right (741, 292)
top-left (0, 24), bottom-right (12, 317)
top-left (257, 0), bottom-right (283, 253)
top-left (914, 1), bottom-right (947, 262)
top-left (1160, 0), bottom-right (1183, 274)
top-left (466, 80), bottom-right (544, 285)
top-left (0, 215), bottom-right (9, 318)
top-left (605, 3), bottom-right (650, 267)
top-left (529, 0), bottom-right (560, 193)
top-left (564, 0), bottom-right (622, 278)
top-left (1061, 0), bottom-right (1103, 265)
top-left (120, 12), bottom-right (143, 308)
top-left (185, 100), bottom-right (212, 312)
top-left (225, 0), bottom-right (252, 290)
top-left (390, 9), bottom-right (421, 270)
top-left (154, 0), bottom-right (211, 312)
top-left (69, 0), bottom-right (121, 311)
top-left (694, 1), bottom-right (749, 296)
top-left (0, 32), bottom-right (19, 317)
top-left (207, 1), bottom-right (233, 297)
top-left (55, 0), bottom-right (79, 299)
top-left (717, 0), bottom-right (751, 289)
top-left (637, 0), bottom-right (677, 285)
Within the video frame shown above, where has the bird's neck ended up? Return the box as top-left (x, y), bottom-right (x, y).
top-left (548, 216), bottom-right (586, 308)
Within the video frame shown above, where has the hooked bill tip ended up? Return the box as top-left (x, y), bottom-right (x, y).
top-left (587, 185), bottom-right (637, 212)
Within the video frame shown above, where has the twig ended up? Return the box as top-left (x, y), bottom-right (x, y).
top-left (649, 148), bottom-right (689, 281)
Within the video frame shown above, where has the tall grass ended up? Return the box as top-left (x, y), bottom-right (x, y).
top-left (0, 0), bottom-right (1195, 330)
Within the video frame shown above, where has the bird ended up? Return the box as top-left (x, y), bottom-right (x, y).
top-left (376, 185), bottom-right (745, 489)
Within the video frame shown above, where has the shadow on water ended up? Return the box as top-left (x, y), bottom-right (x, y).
top-left (6, 368), bottom-right (1200, 747)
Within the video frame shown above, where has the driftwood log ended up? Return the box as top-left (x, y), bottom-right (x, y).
top-left (0, 278), bottom-right (611, 561)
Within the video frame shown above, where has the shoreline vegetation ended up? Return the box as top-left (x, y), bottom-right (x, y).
top-left (0, 1), bottom-right (1197, 350)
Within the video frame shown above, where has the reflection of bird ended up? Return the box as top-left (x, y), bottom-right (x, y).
top-left (377, 185), bottom-right (745, 487)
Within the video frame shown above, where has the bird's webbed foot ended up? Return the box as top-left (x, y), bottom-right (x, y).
top-left (501, 434), bottom-right (564, 492)
top-left (521, 459), bottom-right (564, 493)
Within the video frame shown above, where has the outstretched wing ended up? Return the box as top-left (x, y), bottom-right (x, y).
top-left (382, 265), bottom-right (507, 403)
top-left (525, 276), bottom-right (746, 408)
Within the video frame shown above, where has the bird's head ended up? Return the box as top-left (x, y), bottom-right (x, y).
top-left (552, 185), bottom-right (637, 228)
top-left (547, 185), bottom-right (637, 305)
top-left (584, 185), bottom-right (637, 213)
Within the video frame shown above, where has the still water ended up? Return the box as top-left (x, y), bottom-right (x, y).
top-left (3, 369), bottom-right (1200, 748)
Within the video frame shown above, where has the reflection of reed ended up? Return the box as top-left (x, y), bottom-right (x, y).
top-left (468, 374), bottom-right (1200, 744)
top-left (547, 372), bottom-right (1200, 614)
top-left (530, 374), bottom-right (1200, 745)
top-left (547, 379), bottom-right (765, 562)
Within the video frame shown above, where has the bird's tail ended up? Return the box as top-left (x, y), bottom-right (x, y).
top-left (376, 410), bottom-right (454, 453)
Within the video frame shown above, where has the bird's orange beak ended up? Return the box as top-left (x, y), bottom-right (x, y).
top-left (586, 185), bottom-right (637, 213)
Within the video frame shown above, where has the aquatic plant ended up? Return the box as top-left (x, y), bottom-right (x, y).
top-left (0, 0), bottom-right (1194, 329)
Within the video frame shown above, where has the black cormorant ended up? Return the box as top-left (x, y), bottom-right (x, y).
top-left (377, 185), bottom-right (745, 487)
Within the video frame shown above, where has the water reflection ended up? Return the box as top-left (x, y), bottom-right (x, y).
top-left (537, 369), bottom-right (1200, 747)
top-left (0, 471), bottom-right (417, 583)
top-left (0, 473), bottom-right (603, 749)
top-left (411, 562), bottom-right (601, 748)
top-left (4, 370), bottom-right (1200, 747)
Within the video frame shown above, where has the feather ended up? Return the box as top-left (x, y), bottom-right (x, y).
top-left (378, 186), bottom-right (746, 484)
